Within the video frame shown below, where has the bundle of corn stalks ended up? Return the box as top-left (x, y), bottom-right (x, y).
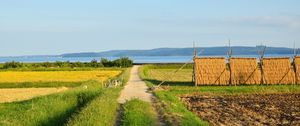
top-left (194, 57), bottom-right (230, 85)
top-left (230, 58), bottom-right (261, 85)
top-left (262, 57), bottom-right (295, 84)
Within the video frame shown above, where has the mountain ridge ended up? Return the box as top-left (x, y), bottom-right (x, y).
top-left (60, 46), bottom-right (296, 57)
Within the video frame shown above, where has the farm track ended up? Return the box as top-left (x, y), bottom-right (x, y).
top-left (117, 65), bottom-right (152, 103)
top-left (117, 65), bottom-right (164, 125)
top-left (181, 93), bottom-right (300, 126)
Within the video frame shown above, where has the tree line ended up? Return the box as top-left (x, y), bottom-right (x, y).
top-left (1, 57), bottom-right (133, 69)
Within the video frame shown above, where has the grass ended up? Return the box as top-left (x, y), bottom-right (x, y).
top-left (146, 64), bottom-right (193, 69)
top-left (66, 87), bottom-right (122, 126)
top-left (0, 85), bottom-right (97, 126)
top-left (139, 64), bottom-right (300, 126)
top-left (0, 68), bottom-right (130, 126)
top-left (121, 99), bottom-right (159, 126)
top-left (66, 68), bottom-right (131, 126)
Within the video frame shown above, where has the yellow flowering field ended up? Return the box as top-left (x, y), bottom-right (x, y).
top-left (0, 70), bottom-right (121, 83)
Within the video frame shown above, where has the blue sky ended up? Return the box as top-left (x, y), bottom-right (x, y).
top-left (0, 0), bottom-right (300, 56)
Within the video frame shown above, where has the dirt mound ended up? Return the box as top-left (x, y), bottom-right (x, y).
top-left (181, 93), bottom-right (300, 126)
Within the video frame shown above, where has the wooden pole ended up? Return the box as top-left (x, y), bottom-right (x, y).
top-left (228, 39), bottom-right (233, 86)
top-left (293, 47), bottom-right (299, 84)
top-left (258, 45), bottom-right (266, 85)
top-left (193, 42), bottom-right (197, 86)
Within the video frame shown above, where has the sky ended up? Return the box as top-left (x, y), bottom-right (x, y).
top-left (0, 0), bottom-right (300, 56)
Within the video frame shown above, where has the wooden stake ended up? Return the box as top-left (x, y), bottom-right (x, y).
top-left (228, 39), bottom-right (233, 86)
top-left (257, 45), bottom-right (267, 85)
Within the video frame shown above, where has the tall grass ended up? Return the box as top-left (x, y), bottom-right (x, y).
top-left (0, 81), bottom-right (100, 126)
top-left (66, 87), bottom-right (122, 126)
top-left (66, 68), bottom-right (131, 126)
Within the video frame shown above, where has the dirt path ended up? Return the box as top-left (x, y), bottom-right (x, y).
top-left (0, 87), bottom-right (68, 103)
top-left (117, 65), bottom-right (152, 103)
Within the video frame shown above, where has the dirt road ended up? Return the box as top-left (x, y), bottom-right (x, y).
top-left (117, 65), bottom-right (153, 104)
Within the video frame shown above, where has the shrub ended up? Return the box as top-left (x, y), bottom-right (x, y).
top-left (2, 61), bottom-right (23, 69)
top-left (100, 58), bottom-right (114, 67)
top-left (41, 62), bottom-right (52, 68)
top-left (113, 57), bottom-right (133, 68)
top-left (55, 61), bottom-right (64, 67)
top-left (89, 59), bottom-right (103, 67)
top-left (70, 61), bottom-right (85, 68)
top-left (100, 57), bottom-right (133, 68)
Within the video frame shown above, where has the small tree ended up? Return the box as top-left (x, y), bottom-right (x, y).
top-left (2, 61), bottom-right (23, 69)
top-left (113, 57), bottom-right (133, 68)
top-left (55, 61), bottom-right (64, 67)
top-left (90, 59), bottom-right (102, 67)
top-left (41, 62), bottom-right (52, 68)
top-left (71, 61), bottom-right (84, 68)
top-left (100, 58), bottom-right (113, 67)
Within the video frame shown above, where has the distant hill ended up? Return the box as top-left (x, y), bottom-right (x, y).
top-left (60, 46), bottom-right (295, 57)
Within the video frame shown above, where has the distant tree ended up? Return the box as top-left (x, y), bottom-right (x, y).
top-left (55, 61), bottom-right (64, 67)
top-left (2, 61), bottom-right (23, 69)
top-left (63, 61), bottom-right (71, 67)
top-left (41, 62), bottom-right (52, 68)
top-left (90, 59), bottom-right (102, 67)
top-left (113, 57), bottom-right (133, 68)
top-left (70, 61), bottom-right (84, 68)
top-left (31, 63), bottom-right (42, 68)
top-left (100, 58), bottom-right (113, 67)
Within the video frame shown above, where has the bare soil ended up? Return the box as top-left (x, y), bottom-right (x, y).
top-left (181, 93), bottom-right (300, 126)
top-left (0, 87), bottom-right (68, 103)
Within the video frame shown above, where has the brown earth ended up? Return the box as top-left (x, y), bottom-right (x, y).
top-left (181, 93), bottom-right (300, 126)
top-left (0, 87), bottom-right (68, 103)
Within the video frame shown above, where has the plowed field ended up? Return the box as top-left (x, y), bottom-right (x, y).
top-left (181, 93), bottom-right (300, 126)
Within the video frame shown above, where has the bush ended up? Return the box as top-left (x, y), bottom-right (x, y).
top-left (113, 57), bottom-right (133, 68)
top-left (70, 61), bottom-right (85, 68)
top-left (100, 57), bottom-right (133, 68)
top-left (41, 62), bottom-right (53, 68)
top-left (100, 58), bottom-right (114, 67)
top-left (55, 61), bottom-right (64, 67)
top-left (2, 61), bottom-right (23, 69)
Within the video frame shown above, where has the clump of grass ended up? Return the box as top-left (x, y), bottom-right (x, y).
top-left (121, 99), bottom-right (159, 126)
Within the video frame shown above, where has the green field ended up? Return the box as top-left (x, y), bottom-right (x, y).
top-left (139, 64), bottom-right (300, 126)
